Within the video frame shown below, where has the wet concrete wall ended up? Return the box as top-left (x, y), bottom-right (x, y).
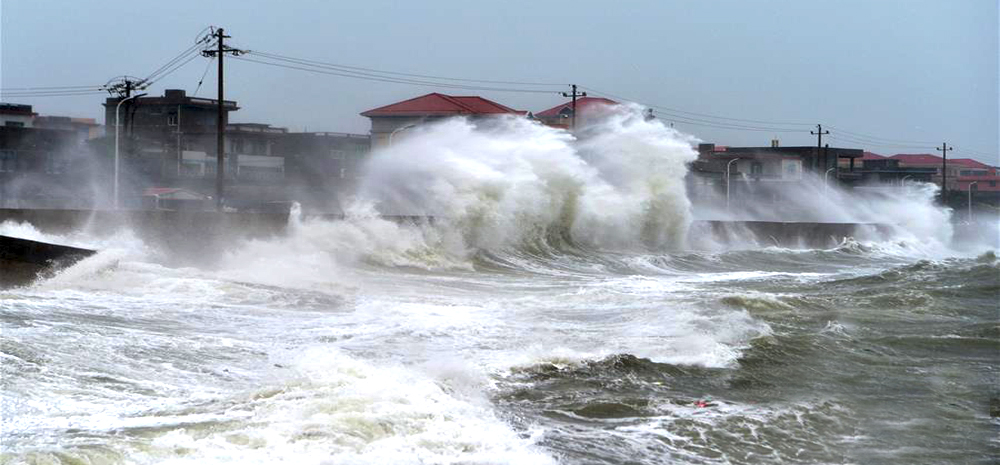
top-left (0, 209), bottom-right (887, 259)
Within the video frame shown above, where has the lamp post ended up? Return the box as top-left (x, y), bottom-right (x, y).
top-left (824, 167), bottom-right (836, 194)
top-left (114, 93), bottom-right (145, 209)
top-left (388, 123), bottom-right (417, 146)
top-left (901, 175), bottom-right (912, 187)
top-left (968, 181), bottom-right (978, 223)
top-left (726, 158), bottom-right (740, 211)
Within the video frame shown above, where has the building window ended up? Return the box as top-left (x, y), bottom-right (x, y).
top-left (990, 181), bottom-right (996, 187)
top-left (331, 149), bottom-right (346, 160)
top-left (750, 162), bottom-right (763, 175)
top-left (167, 113), bottom-right (178, 126)
top-left (4, 121), bottom-right (25, 127)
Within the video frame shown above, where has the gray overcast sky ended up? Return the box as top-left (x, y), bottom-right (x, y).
top-left (2, 0), bottom-right (997, 163)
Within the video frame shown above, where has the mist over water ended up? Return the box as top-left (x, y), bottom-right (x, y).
top-left (360, 105), bottom-right (698, 253)
top-left (2, 105), bottom-right (998, 464)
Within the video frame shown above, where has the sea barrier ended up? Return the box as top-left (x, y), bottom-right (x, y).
top-left (0, 234), bottom-right (96, 287)
top-left (0, 208), bottom-right (894, 260)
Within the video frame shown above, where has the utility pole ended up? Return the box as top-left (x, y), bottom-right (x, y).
top-left (936, 142), bottom-right (952, 205)
top-left (105, 76), bottom-right (145, 134)
top-left (562, 84), bottom-right (587, 130)
top-left (104, 76), bottom-right (146, 209)
top-left (201, 27), bottom-right (245, 211)
top-left (811, 124), bottom-right (829, 171)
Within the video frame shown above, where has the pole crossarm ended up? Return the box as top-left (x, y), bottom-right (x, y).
top-left (562, 84), bottom-right (587, 130)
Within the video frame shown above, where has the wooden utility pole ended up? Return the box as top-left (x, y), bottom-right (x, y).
top-left (201, 27), bottom-right (244, 211)
top-left (562, 84), bottom-right (587, 130)
top-left (811, 124), bottom-right (829, 171)
top-left (936, 142), bottom-right (953, 205)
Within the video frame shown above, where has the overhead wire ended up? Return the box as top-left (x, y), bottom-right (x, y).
top-left (143, 53), bottom-right (202, 88)
top-left (1, 31), bottom-right (992, 159)
top-left (581, 85), bottom-right (815, 127)
top-left (1, 84), bottom-right (105, 91)
top-left (824, 125), bottom-right (939, 146)
top-left (193, 56), bottom-right (215, 96)
top-left (827, 134), bottom-right (930, 151)
top-left (1, 92), bottom-right (107, 98)
top-left (143, 44), bottom-right (203, 84)
top-left (232, 55), bottom-right (560, 94)
top-left (250, 50), bottom-right (567, 87)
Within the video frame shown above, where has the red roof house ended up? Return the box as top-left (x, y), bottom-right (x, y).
top-left (890, 154), bottom-right (943, 166)
top-left (535, 97), bottom-right (619, 129)
top-left (361, 93), bottom-right (521, 117)
top-left (361, 93), bottom-right (524, 148)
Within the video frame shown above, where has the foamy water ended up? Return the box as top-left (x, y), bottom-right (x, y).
top-left (2, 107), bottom-right (997, 464)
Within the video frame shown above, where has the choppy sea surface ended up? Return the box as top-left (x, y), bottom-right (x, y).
top-left (3, 112), bottom-right (999, 464)
top-left (1, 216), bottom-right (997, 465)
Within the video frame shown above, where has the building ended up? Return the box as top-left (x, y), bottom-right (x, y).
top-left (696, 143), bottom-right (862, 180)
top-left (103, 89), bottom-right (240, 184)
top-left (100, 89), bottom-right (301, 208)
top-left (0, 123), bottom-right (94, 208)
top-left (890, 153), bottom-right (1000, 192)
top-left (837, 151), bottom-right (936, 185)
top-left (96, 89), bottom-right (376, 210)
top-left (278, 131), bottom-right (371, 212)
top-left (0, 103), bottom-right (36, 128)
top-left (361, 92), bottom-right (524, 149)
top-left (34, 116), bottom-right (103, 142)
top-left (0, 102), bottom-right (115, 208)
top-left (688, 143), bottom-right (863, 211)
top-left (534, 96), bottom-right (618, 129)
top-left (949, 159), bottom-right (999, 203)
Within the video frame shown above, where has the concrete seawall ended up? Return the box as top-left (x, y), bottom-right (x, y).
top-left (0, 208), bottom-right (293, 261)
top-left (692, 220), bottom-right (893, 248)
top-left (0, 209), bottom-right (889, 258)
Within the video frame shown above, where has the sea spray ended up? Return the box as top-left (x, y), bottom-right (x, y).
top-left (359, 105), bottom-right (698, 254)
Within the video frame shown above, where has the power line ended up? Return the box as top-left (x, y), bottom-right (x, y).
top-left (649, 107), bottom-right (806, 132)
top-left (232, 55), bottom-right (559, 94)
top-left (827, 134), bottom-right (930, 150)
top-left (250, 50), bottom-right (567, 87)
top-left (144, 45), bottom-right (203, 84)
top-left (581, 85), bottom-right (814, 127)
top-left (143, 52), bottom-right (201, 88)
top-left (0, 90), bottom-right (107, 98)
top-left (1, 84), bottom-right (104, 91)
top-left (824, 125), bottom-right (939, 145)
top-left (193, 56), bottom-right (215, 96)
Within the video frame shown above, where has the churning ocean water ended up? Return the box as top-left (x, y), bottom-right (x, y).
top-left (2, 108), bottom-right (998, 464)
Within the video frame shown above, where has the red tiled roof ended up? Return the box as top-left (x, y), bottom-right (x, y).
top-left (890, 153), bottom-right (942, 165)
top-left (861, 151), bottom-right (886, 160)
top-left (361, 93), bottom-right (521, 117)
top-left (956, 174), bottom-right (1000, 181)
top-left (536, 97), bottom-right (619, 118)
top-left (949, 158), bottom-right (992, 169)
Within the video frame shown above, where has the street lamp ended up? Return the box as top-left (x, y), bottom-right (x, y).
top-left (388, 123), bottom-right (417, 146)
top-left (968, 181), bottom-right (978, 223)
top-left (114, 92), bottom-right (146, 209)
top-left (901, 175), bottom-right (912, 187)
top-left (824, 167), bottom-right (836, 194)
top-left (726, 158), bottom-right (740, 211)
